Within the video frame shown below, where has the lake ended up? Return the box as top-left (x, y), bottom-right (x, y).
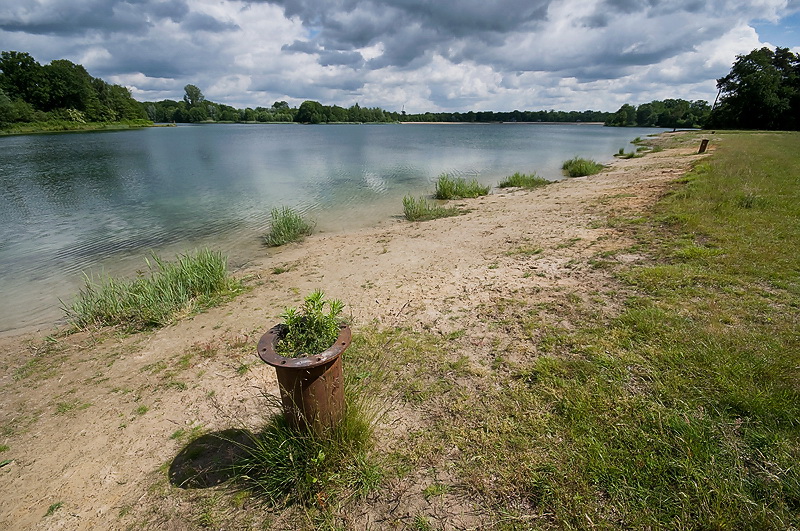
top-left (0, 123), bottom-right (664, 332)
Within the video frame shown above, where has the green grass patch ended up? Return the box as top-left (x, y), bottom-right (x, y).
top-left (497, 172), bottom-right (551, 189)
top-left (614, 147), bottom-right (642, 159)
top-left (402, 195), bottom-right (461, 221)
top-left (352, 132), bottom-right (800, 527)
top-left (434, 174), bottom-right (490, 199)
top-left (562, 156), bottom-right (604, 177)
top-left (45, 502), bottom-right (63, 517)
top-left (63, 249), bottom-right (242, 331)
top-left (264, 206), bottom-right (314, 247)
top-left (1, 119), bottom-right (154, 136)
top-left (467, 132), bottom-right (800, 527)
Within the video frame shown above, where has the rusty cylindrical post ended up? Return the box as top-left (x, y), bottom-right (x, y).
top-left (698, 139), bottom-right (709, 154)
top-left (257, 324), bottom-right (350, 434)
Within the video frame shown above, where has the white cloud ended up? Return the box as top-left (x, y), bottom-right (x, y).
top-left (1, 0), bottom-right (797, 111)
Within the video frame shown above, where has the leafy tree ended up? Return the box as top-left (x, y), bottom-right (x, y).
top-left (709, 47), bottom-right (800, 130)
top-left (183, 84), bottom-right (205, 107)
top-left (187, 106), bottom-right (209, 123)
top-left (606, 103), bottom-right (637, 126)
top-left (0, 51), bottom-right (49, 108)
top-left (605, 99), bottom-right (710, 129)
top-left (42, 59), bottom-right (96, 112)
top-left (296, 100), bottom-right (324, 123)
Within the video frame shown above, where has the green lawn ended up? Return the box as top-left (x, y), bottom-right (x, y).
top-left (367, 132), bottom-right (800, 528)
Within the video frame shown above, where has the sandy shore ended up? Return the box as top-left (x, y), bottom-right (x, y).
top-left (0, 134), bottom-right (709, 529)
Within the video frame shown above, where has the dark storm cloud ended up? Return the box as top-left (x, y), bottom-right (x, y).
top-left (319, 50), bottom-right (364, 67)
top-left (250, 70), bottom-right (366, 99)
top-left (0, 0), bottom-right (235, 37)
top-left (261, 0), bottom-right (551, 68)
top-left (282, 40), bottom-right (321, 54)
top-left (0, 0), bottom-right (188, 36)
top-left (182, 12), bottom-right (239, 32)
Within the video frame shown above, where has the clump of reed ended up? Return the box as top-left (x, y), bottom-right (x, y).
top-left (498, 172), bottom-right (550, 189)
top-left (402, 195), bottom-right (462, 221)
top-left (64, 249), bottom-right (241, 330)
top-left (264, 206), bottom-right (314, 247)
top-left (561, 157), bottom-right (605, 177)
top-left (434, 174), bottom-right (490, 199)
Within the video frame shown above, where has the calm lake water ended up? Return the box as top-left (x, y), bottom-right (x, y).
top-left (0, 123), bottom-right (663, 332)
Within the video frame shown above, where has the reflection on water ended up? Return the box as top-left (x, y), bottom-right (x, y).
top-left (0, 123), bottom-right (663, 331)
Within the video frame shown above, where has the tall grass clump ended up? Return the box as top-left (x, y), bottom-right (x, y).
top-left (64, 249), bottom-right (241, 330)
top-left (233, 339), bottom-right (383, 508)
top-left (497, 172), bottom-right (550, 189)
top-left (264, 206), bottom-right (314, 247)
top-left (562, 156), bottom-right (604, 177)
top-left (434, 174), bottom-right (490, 199)
top-left (402, 195), bottom-right (461, 221)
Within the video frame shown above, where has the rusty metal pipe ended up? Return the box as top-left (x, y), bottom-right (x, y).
top-left (258, 324), bottom-right (350, 433)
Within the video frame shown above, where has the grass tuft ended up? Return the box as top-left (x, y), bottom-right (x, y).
top-left (63, 249), bottom-right (241, 331)
top-left (497, 172), bottom-right (550, 189)
top-left (562, 156), bottom-right (604, 177)
top-left (232, 355), bottom-right (382, 508)
top-left (402, 195), bottom-right (461, 221)
top-left (434, 174), bottom-right (490, 199)
top-left (264, 206), bottom-right (314, 247)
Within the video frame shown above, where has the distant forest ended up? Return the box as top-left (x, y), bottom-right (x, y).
top-left (3, 47), bottom-right (798, 131)
top-left (144, 85), bottom-right (613, 124)
top-left (0, 51), bottom-right (146, 127)
top-left (604, 99), bottom-right (711, 129)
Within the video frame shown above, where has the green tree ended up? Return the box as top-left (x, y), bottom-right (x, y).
top-left (0, 51), bottom-right (49, 108)
top-left (296, 100), bottom-right (324, 123)
top-left (42, 59), bottom-right (96, 112)
top-left (187, 106), bottom-right (209, 123)
top-left (183, 84), bottom-right (205, 107)
top-left (605, 103), bottom-right (637, 126)
top-left (709, 47), bottom-right (799, 130)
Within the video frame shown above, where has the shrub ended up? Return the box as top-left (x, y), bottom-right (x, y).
top-left (402, 195), bottom-right (461, 221)
top-left (434, 174), bottom-right (490, 199)
top-left (498, 172), bottom-right (550, 189)
top-left (64, 249), bottom-right (240, 330)
top-left (264, 206), bottom-right (314, 247)
top-left (276, 290), bottom-right (344, 358)
top-left (562, 157), bottom-right (604, 177)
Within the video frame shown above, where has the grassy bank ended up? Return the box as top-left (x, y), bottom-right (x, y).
top-left (358, 132), bottom-right (799, 527)
top-left (0, 119), bottom-right (155, 135)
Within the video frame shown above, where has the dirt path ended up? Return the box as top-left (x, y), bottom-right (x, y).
top-left (0, 135), bottom-right (708, 529)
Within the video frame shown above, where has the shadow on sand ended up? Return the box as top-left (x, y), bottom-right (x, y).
top-left (168, 428), bottom-right (252, 489)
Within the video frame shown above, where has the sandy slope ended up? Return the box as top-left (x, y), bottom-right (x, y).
top-left (0, 135), bottom-right (708, 529)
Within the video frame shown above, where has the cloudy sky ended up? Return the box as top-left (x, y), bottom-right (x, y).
top-left (2, 0), bottom-right (799, 112)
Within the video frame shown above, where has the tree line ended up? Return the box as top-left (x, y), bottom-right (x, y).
top-left (0, 51), bottom-right (146, 127)
top-left (4, 46), bottom-right (799, 131)
top-left (604, 99), bottom-right (711, 129)
top-left (607, 47), bottom-right (800, 130)
top-left (399, 109), bottom-right (611, 123)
